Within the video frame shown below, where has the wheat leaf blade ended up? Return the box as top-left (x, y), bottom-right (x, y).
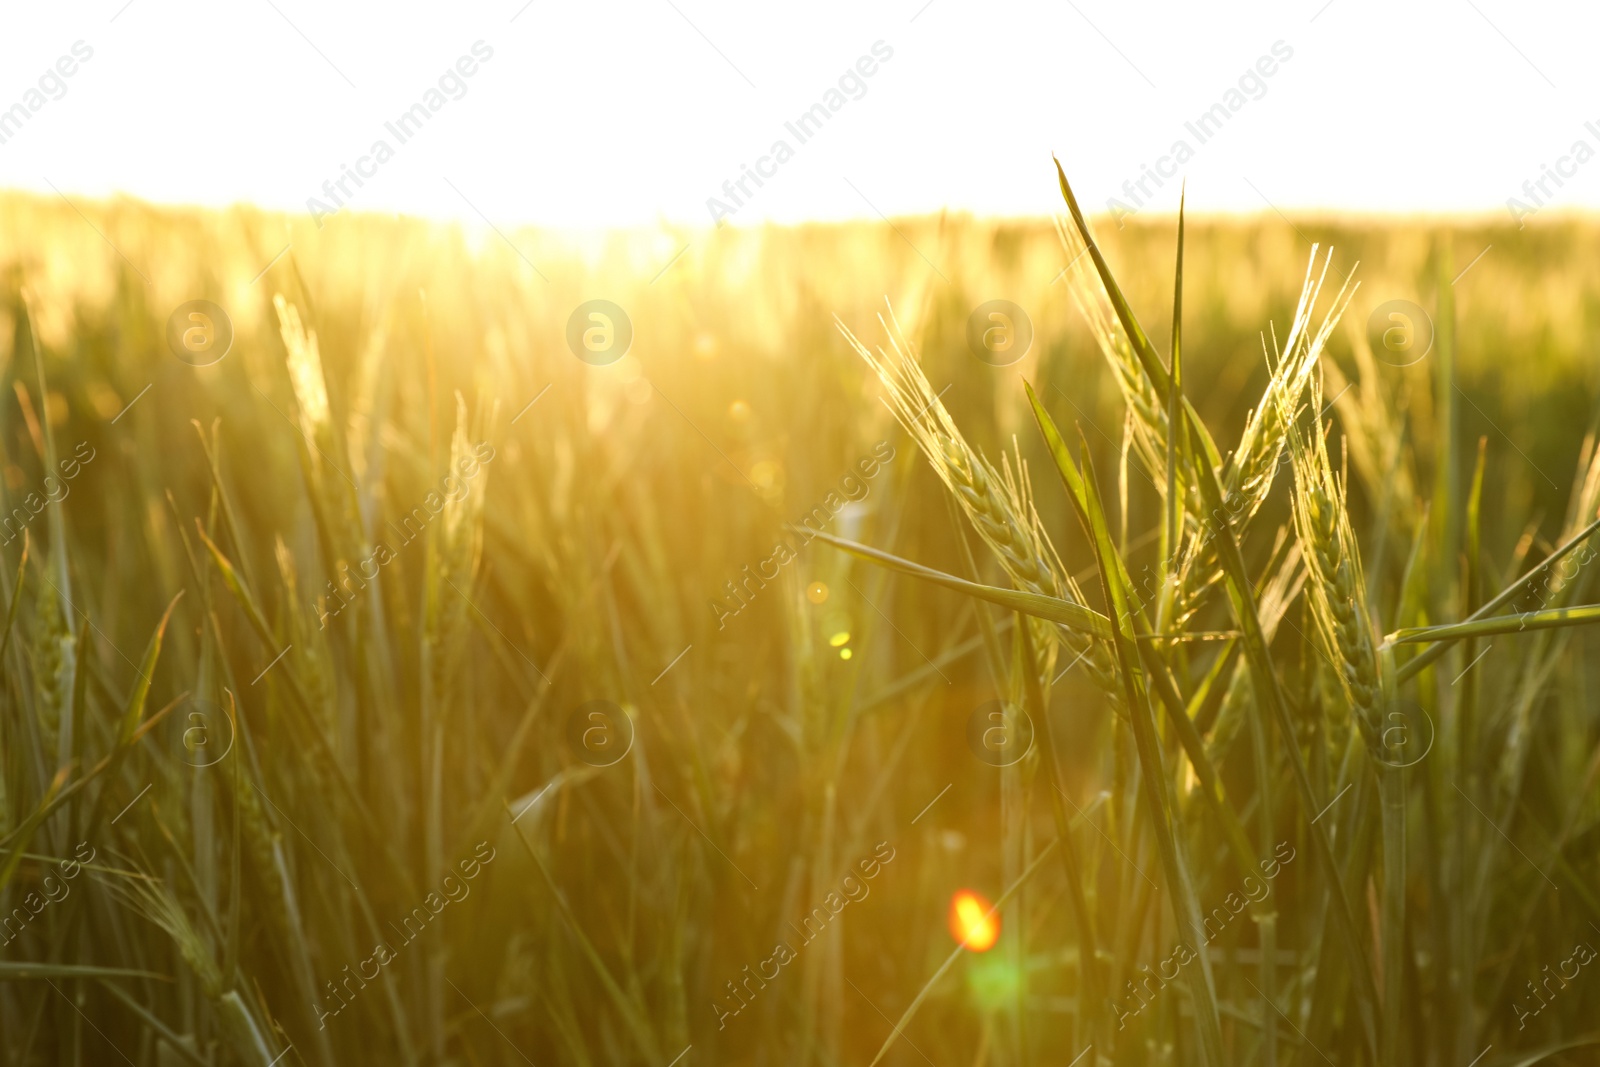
top-left (800, 527), bottom-right (1112, 638)
top-left (1387, 603), bottom-right (1600, 644)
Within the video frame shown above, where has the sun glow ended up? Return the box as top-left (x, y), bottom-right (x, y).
top-left (948, 890), bottom-right (999, 952)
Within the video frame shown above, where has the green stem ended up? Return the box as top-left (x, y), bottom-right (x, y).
top-left (1018, 619), bottom-right (1109, 1056)
top-left (1248, 690), bottom-right (1277, 1067)
top-left (1379, 765), bottom-right (1406, 1067)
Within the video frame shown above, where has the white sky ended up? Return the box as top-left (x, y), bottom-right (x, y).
top-left (1, 0), bottom-right (1597, 228)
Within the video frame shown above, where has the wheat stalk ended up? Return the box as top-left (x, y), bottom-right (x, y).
top-left (839, 306), bottom-right (1121, 699)
top-left (1284, 377), bottom-right (1384, 748)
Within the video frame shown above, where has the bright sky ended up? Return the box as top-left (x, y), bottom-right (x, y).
top-left (1, 0), bottom-right (1597, 228)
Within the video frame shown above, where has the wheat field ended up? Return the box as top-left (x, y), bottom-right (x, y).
top-left (1, 167), bottom-right (1599, 1067)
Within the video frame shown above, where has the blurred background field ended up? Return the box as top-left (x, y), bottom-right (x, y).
top-left (9, 195), bottom-right (1599, 539)
top-left (2, 192), bottom-right (1599, 1066)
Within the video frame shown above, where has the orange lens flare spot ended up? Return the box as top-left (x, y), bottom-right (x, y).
top-left (948, 889), bottom-right (999, 951)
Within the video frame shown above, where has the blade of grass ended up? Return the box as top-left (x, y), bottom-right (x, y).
top-left (191, 523), bottom-right (404, 884)
top-left (1163, 182), bottom-right (1186, 631)
top-left (1053, 156), bottom-right (1226, 471)
top-left (0, 531), bottom-right (28, 668)
top-left (1017, 616), bottom-right (1107, 1053)
top-left (1056, 172), bottom-right (1353, 951)
top-left (1071, 424), bottom-right (1227, 1067)
top-left (1028, 382), bottom-right (1267, 879)
top-left (1395, 513), bottom-right (1600, 682)
top-left (0, 964), bottom-right (167, 980)
top-left (96, 979), bottom-right (209, 1067)
top-left (1387, 604), bottom-right (1600, 644)
top-left (82, 593), bottom-right (183, 844)
top-left (0, 699), bottom-right (181, 853)
top-left (1172, 344), bottom-right (1385, 1058)
top-left (1024, 394), bottom-right (1227, 1065)
top-left (1376, 650), bottom-right (1405, 1067)
top-left (798, 527), bottom-right (1112, 638)
top-left (506, 805), bottom-right (661, 1063)
top-left (0, 767), bottom-right (70, 895)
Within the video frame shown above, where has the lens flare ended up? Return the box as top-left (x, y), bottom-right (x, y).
top-left (948, 889), bottom-right (999, 951)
